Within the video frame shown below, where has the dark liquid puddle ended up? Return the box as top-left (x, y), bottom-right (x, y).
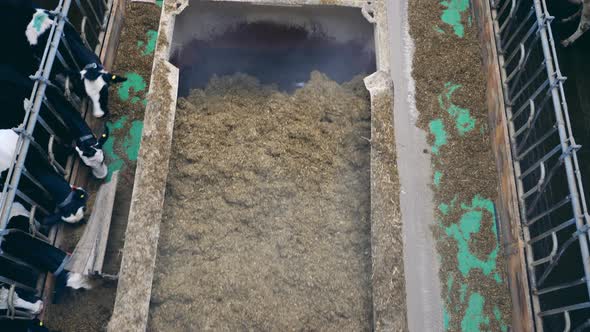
top-left (170, 22), bottom-right (376, 96)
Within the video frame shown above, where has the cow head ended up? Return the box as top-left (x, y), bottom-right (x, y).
top-left (75, 125), bottom-right (109, 179)
top-left (43, 187), bottom-right (88, 225)
top-left (79, 63), bottom-right (127, 118)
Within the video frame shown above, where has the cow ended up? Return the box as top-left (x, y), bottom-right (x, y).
top-left (0, 2), bottom-right (127, 118)
top-left (0, 286), bottom-right (43, 316)
top-left (0, 65), bottom-right (110, 179)
top-left (0, 129), bottom-right (88, 225)
top-left (0, 229), bottom-right (92, 290)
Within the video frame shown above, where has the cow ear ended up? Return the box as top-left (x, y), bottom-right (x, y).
top-left (97, 125), bottom-right (110, 148)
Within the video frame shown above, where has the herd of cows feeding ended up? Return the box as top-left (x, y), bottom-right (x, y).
top-left (0, 1), bottom-right (125, 330)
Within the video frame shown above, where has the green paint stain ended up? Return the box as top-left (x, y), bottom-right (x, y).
top-left (103, 117), bottom-right (128, 181)
top-left (445, 195), bottom-right (499, 277)
top-left (439, 82), bottom-right (476, 135)
top-left (140, 30), bottom-right (158, 56)
top-left (459, 283), bottom-right (468, 303)
top-left (33, 12), bottom-right (49, 32)
top-left (447, 275), bottom-right (454, 293)
top-left (103, 117), bottom-right (144, 180)
top-left (493, 306), bottom-right (508, 332)
top-left (156, 0), bottom-right (163, 7)
top-left (439, 203), bottom-right (450, 215)
top-left (142, 99), bottom-right (148, 106)
top-left (131, 96), bottom-right (141, 104)
top-left (123, 120), bottom-right (144, 161)
top-left (118, 73), bottom-right (147, 102)
top-left (461, 196), bottom-right (497, 236)
top-left (493, 306), bottom-right (502, 321)
top-left (110, 116), bottom-right (127, 130)
top-left (439, 196), bottom-right (458, 216)
top-left (434, 171), bottom-right (443, 187)
top-left (106, 159), bottom-right (124, 182)
top-left (440, 0), bottom-right (470, 38)
top-left (434, 26), bottom-right (445, 34)
top-left (493, 273), bottom-right (502, 283)
top-left (429, 119), bottom-right (448, 155)
top-left (102, 116), bottom-right (127, 182)
top-left (461, 293), bottom-right (489, 331)
top-left (443, 305), bottom-right (451, 331)
top-left (137, 40), bottom-right (145, 48)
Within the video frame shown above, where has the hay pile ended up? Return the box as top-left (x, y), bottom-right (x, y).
top-left (149, 72), bottom-right (373, 331)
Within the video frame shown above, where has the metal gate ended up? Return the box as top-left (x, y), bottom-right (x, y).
top-left (491, 0), bottom-right (590, 329)
top-left (0, 0), bottom-right (112, 320)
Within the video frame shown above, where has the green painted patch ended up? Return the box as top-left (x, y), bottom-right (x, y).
top-left (104, 117), bottom-right (143, 181)
top-left (493, 306), bottom-right (508, 332)
top-left (429, 119), bottom-right (448, 155)
top-left (118, 72), bottom-right (147, 102)
top-left (439, 196), bottom-right (458, 216)
top-left (434, 171), bottom-right (443, 187)
top-left (33, 11), bottom-right (49, 32)
top-left (461, 293), bottom-right (489, 331)
top-left (447, 275), bottom-right (454, 293)
top-left (439, 203), bottom-right (449, 215)
top-left (440, 0), bottom-right (470, 38)
top-left (445, 195), bottom-right (499, 277)
top-left (493, 272), bottom-right (502, 283)
top-left (123, 120), bottom-right (144, 161)
top-left (439, 82), bottom-right (476, 135)
top-left (138, 30), bottom-right (158, 56)
top-left (434, 26), bottom-right (445, 34)
top-left (459, 283), bottom-right (468, 303)
top-left (104, 117), bottom-right (127, 181)
top-left (156, 0), bottom-right (163, 7)
top-left (443, 305), bottom-right (451, 331)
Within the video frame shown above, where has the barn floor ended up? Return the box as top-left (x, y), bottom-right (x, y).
top-left (42, 0), bottom-right (518, 330)
top-left (44, 2), bottom-right (161, 331)
top-left (402, 0), bottom-right (512, 330)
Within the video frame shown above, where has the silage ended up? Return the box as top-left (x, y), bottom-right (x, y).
top-left (149, 71), bottom-right (373, 331)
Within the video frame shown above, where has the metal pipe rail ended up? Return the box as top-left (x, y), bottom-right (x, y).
top-left (0, 0), bottom-right (112, 299)
top-left (0, 0), bottom-right (73, 237)
top-left (491, 0), bottom-right (590, 329)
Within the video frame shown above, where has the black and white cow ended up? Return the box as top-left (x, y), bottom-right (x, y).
top-left (1, 229), bottom-right (92, 290)
top-left (0, 129), bottom-right (88, 225)
top-left (0, 286), bottom-right (43, 316)
top-left (0, 65), bottom-right (110, 179)
top-left (0, 2), bottom-right (127, 118)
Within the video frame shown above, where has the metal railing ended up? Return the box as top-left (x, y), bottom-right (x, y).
top-left (491, 0), bottom-right (590, 330)
top-left (0, 0), bottom-right (113, 316)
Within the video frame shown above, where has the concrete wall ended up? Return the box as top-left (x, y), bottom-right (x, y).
top-left (471, 0), bottom-right (535, 330)
top-left (108, 1), bottom-right (403, 331)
